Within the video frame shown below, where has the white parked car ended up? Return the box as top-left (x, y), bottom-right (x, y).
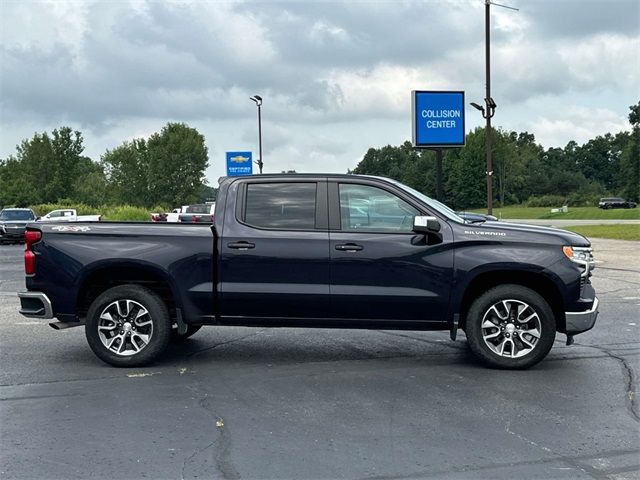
top-left (38, 209), bottom-right (102, 222)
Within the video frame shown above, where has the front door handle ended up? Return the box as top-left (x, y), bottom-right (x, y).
top-left (228, 241), bottom-right (255, 250)
top-left (335, 243), bottom-right (363, 252)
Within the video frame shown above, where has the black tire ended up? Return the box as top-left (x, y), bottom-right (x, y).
top-left (465, 285), bottom-right (556, 369)
top-left (171, 325), bottom-right (202, 342)
top-left (85, 285), bottom-right (171, 367)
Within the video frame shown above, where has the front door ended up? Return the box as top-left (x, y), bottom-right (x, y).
top-left (328, 180), bottom-right (454, 323)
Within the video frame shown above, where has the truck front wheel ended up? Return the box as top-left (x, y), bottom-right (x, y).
top-left (465, 285), bottom-right (556, 369)
top-left (85, 285), bottom-right (171, 367)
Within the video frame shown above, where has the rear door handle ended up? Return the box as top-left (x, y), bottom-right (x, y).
top-left (335, 243), bottom-right (363, 252)
top-left (227, 241), bottom-right (255, 250)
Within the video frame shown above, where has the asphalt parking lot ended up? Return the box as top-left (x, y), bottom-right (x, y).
top-left (1, 239), bottom-right (638, 480)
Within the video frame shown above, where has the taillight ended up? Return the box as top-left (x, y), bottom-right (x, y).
top-left (24, 230), bottom-right (41, 276)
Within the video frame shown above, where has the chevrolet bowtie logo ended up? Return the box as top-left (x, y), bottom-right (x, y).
top-left (229, 155), bottom-right (250, 163)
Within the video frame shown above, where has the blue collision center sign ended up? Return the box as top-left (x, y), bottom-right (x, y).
top-left (226, 151), bottom-right (253, 176)
top-left (412, 91), bottom-right (465, 148)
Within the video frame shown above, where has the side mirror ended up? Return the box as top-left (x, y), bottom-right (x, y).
top-left (413, 216), bottom-right (441, 234)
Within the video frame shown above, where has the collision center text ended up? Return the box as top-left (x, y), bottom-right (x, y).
top-left (421, 109), bottom-right (461, 129)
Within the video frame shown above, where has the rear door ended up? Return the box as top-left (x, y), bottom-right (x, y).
top-left (219, 178), bottom-right (331, 320)
top-left (328, 179), bottom-right (454, 323)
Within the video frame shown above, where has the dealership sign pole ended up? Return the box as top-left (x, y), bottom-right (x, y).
top-left (411, 91), bottom-right (465, 201)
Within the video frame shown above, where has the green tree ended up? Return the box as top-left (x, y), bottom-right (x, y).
top-left (146, 123), bottom-right (209, 206)
top-left (198, 184), bottom-right (218, 203)
top-left (48, 127), bottom-right (85, 200)
top-left (618, 101), bottom-right (640, 201)
top-left (73, 159), bottom-right (108, 206)
top-left (0, 156), bottom-right (33, 206)
top-left (101, 123), bottom-right (210, 207)
top-left (0, 127), bottom-right (99, 207)
top-left (352, 142), bottom-right (438, 197)
top-left (101, 139), bottom-right (149, 206)
top-left (445, 128), bottom-right (486, 209)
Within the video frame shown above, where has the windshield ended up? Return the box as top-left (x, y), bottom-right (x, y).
top-left (0, 210), bottom-right (35, 221)
top-left (384, 179), bottom-right (465, 223)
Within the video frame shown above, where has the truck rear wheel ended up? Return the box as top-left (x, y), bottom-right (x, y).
top-left (465, 285), bottom-right (556, 369)
top-left (85, 285), bottom-right (171, 367)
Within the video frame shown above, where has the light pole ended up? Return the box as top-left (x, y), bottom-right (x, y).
top-left (471, 0), bottom-right (518, 216)
top-left (250, 95), bottom-right (263, 174)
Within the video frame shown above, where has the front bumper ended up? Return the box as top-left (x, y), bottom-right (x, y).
top-left (565, 296), bottom-right (599, 334)
top-left (18, 291), bottom-right (54, 319)
top-left (0, 226), bottom-right (26, 241)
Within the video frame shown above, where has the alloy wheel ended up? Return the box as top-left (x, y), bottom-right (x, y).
top-left (97, 299), bottom-right (153, 356)
top-left (481, 299), bottom-right (542, 358)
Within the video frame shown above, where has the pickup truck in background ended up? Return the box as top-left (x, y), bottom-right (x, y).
top-left (597, 197), bottom-right (637, 209)
top-left (178, 203), bottom-right (215, 223)
top-left (0, 208), bottom-right (37, 244)
top-left (18, 174), bottom-right (598, 369)
top-left (38, 209), bottom-right (102, 222)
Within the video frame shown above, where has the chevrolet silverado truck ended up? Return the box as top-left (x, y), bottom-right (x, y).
top-left (18, 174), bottom-right (598, 369)
top-left (0, 208), bottom-right (37, 243)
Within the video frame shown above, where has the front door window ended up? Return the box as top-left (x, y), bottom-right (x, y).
top-left (339, 184), bottom-right (419, 233)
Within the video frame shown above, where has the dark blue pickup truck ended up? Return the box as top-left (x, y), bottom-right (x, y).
top-left (18, 174), bottom-right (598, 369)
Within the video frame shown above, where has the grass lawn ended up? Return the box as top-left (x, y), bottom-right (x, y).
top-left (469, 206), bottom-right (640, 220)
top-left (563, 224), bottom-right (640, 241)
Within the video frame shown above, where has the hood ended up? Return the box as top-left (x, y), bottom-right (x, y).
top-left (464, 220), bottom-right (590, 247)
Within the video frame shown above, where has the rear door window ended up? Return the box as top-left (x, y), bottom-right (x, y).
top-left (244, 183), bottom-right (317, 230)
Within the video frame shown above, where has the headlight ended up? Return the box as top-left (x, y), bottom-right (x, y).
top-left (563, 246), bottom-right (595, 277)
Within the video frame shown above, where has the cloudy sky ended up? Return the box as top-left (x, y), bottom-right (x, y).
top-left (1, 0), bottom-right (638, 183)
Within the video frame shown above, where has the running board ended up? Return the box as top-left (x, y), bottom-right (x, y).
top-left (49, 322), bottom-right (83, 330)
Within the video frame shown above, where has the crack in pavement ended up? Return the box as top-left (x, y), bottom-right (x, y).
top-left (503, 421), bottom-right (602, 479)
top-left (178, 333), bottom-right (263, 480)
top-left (180, 389), bottom-right (240, 480)
top-left (576, 342), bottom-right (639, 423)
top-left (185, 331), bottom-right (264, 361)
top-left (180, 438), bottom-right (217, 480)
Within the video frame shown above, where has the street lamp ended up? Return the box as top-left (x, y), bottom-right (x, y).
top-left (250, 95), bottom-right (264, 174)
top-left (471, 0), bottom-right (518, 216)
